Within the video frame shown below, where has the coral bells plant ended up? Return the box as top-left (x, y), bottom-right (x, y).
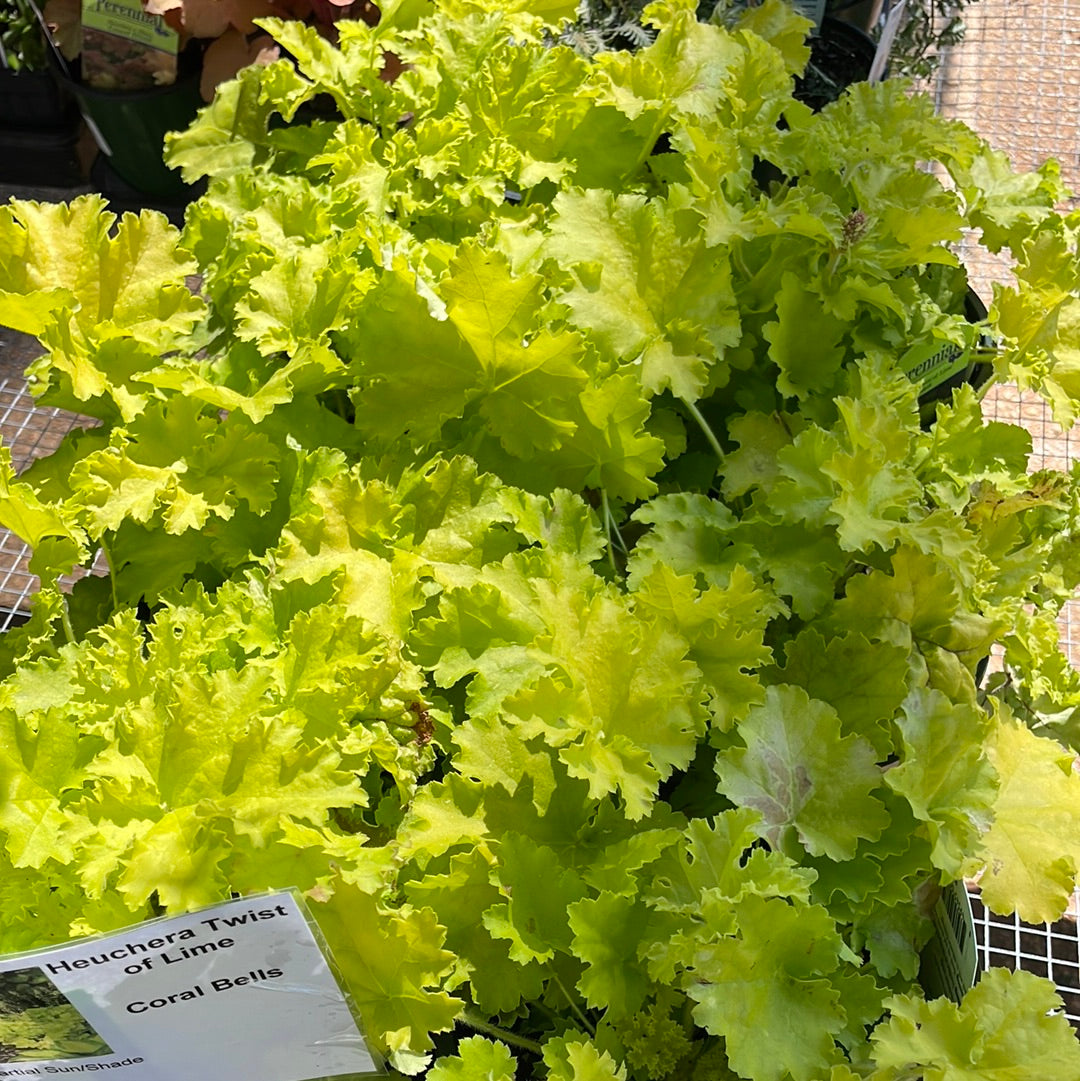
top-left (2, 0), bottom-right (1080, 1077)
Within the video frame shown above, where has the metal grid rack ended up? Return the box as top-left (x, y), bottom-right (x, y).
top-left (933, 0), bottom-right (1080, 194)
top-left (0, 332), bottom-right (90, 631)
top-left (971, 894), bottom-right (1080, 1026)
top-left (980, 384), bottom-right (1080, 668)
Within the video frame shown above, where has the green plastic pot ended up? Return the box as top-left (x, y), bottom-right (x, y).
top-left (53, 54), bottom-right (201, 200)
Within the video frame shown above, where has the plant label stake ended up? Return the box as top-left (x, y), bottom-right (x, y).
top-left (919, 880), bottom-right (979, 1004)
top-left (869, 0), bottom-right (907, 81)
top-left (0, 890), bottom-right (381, 1081)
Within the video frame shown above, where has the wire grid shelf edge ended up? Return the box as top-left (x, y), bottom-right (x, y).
top-left (0, 372), bottom-right (95, 630)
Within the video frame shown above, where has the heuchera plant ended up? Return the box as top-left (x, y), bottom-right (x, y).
top-left (2, 0), bottom-right (1080, 1076)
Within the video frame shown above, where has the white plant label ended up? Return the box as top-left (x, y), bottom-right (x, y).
top-left (0, 890), bottom-right (379, 1081)
top-left (869, 0), bottom-right (908, 82)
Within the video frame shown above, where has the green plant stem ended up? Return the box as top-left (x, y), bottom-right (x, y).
top-left (632, 107), bottom-right (671, 173)
top-left (602, 488), bottom-right (627, 553)
top-left (971, 346), bottom-right (1002, 405)
top-left (99, 536), bottom-right (119, 612)
top-left (601, 488), bottom-right (626, 574)
top-left (682, 397), bottom-right (725, 464)
top-left (459, 1010), bottom-right (543, 1055)
top-left (550, 969), bottom-right (596, 1037)
top-left (602, 497), bottom-right (617, 575)
top-left (59, 597), bottom-right (75, 647)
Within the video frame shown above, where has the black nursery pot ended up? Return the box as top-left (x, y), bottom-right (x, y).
top-left (0, 66), bottom-right (77, 129)
top-left (826, 0), bottom-right (885, 34)
top-left (0, 68), bottom-right (82, 186)
top-left (754, 18), bottom-right (878, 190)
top-left (51, 49), bottom-right (202, 200)
top-left (794, 16), bottom-right (877, 111)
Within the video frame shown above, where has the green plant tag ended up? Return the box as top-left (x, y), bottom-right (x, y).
top-left (0, 890), bottom-right (381, 1081)
top-left (80, 0), bottom-right (178, 90)
top-left (919, 881), bottom-right (979, 1005)
top-left (900, 337), bottom-right (973, 393)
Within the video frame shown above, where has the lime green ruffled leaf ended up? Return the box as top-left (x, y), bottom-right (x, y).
top-left (405, 849), bottom-right (547, 1016)
top-left (872, 968), bottom-right (1080, 1081)
top-left (313, 884), bottom-right (461, 1054)
top-left (0, 446), bottom-right (87, 560)
top-left (545, 189), bottom-right (740, 401)
top-left (568, 891), bottom-right (652, 1019)
top-left (0, 197), bottom-right (202, 357)
top-left (542, 1036), bottom-right (628, 1081)
top-left (428, 1036), bottom-right (517, 1081)
top-left (993, 220), bottom-right (1080, 429)
top-left (976, 705), bottom-right (1080, 924)
top-left (715, 684), bottom-right (889, 861)
top-left (685, 895), bottom-right (848, 1081)
top-left (954, 149), bottom-right (1068, 254)
top-left (885, 688), bottom-right (997, 879)
top-left (166, 60), bottom-right (314, 182)
top-left (483, 833), bottom-right (588, 963)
